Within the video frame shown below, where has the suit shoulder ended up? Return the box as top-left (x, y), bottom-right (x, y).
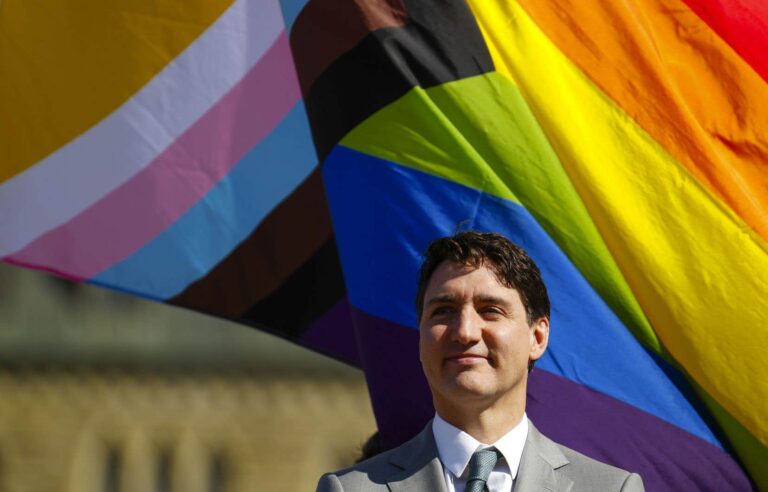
top-left (316, 445), bottom-right (405, 491)
top-left (334, 444), bottom-right (404, 477)
top-left (556, 444), bottom-right (645, 491)
top-left (315, 425), bottom-right (438, 492)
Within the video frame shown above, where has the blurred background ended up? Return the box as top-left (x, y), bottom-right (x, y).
top-left (0, 263), bottom-right (376, 491)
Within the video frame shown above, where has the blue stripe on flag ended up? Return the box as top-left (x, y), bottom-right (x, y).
top-left (322, 144), bottom-right (722, 449)
top-left (279, 0), bottom-right (309, 31)
top-left (92, 102), bottom-right (316, 299)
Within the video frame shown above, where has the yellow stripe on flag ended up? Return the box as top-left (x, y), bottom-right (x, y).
top-left (0, 0), bottom-right (234, 181)
top-left (516, 0), bottom-right (768, 242)
top-left (468, 0), bottom-right (768, 444)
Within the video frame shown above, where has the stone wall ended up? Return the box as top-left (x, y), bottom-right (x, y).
top-left (0, 369), bottom-right (375, 492)
top-left (0, 258), bottom-right (379, 491)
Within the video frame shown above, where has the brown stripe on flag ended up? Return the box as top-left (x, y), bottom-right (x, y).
top-left (291, 0), bottom-right (408, 94)
top-left (170, 168), bottom-right (332, 317)
top-left (241, 237), bottom-right (345, 339)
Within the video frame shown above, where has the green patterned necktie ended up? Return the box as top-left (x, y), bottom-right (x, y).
top-left (465, 447), bottom-right (502, 492)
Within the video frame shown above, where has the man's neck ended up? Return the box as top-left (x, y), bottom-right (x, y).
top-left (434, 398), bottom-right (526, 444)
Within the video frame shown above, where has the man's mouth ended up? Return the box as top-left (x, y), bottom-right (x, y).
top-left (445, 353), bottom-right (487, 365)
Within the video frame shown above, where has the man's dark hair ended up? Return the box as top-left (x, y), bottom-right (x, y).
top-left (355, 432), bottom-right (382, 463)
top-left (415, 231), bottom-right (550, 325)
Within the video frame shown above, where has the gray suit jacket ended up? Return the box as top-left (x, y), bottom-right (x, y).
top-left (317, 421), bottom-right (644, 491)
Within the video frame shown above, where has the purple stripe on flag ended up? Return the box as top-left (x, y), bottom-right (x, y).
top-left (527, 370), bottom-right (753, 491)
top-left (350, 306), bottom-right (433, 449)
top-left (349, 307), bottom-right (752, 491)
top-left (300, 297), bottom-right (360, 366)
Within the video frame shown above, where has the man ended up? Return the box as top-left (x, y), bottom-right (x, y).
top-left (318, 231), bottom-right (644, 491)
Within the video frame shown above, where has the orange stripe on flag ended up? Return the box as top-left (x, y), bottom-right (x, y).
top-left (517, 0), bottom-right (768, 241)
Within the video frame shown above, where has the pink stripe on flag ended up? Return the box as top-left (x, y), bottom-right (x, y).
top-left (9, 32), bottom-right (300, 279)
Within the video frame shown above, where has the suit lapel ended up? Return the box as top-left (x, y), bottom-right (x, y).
top-left (386, 423), bottom-right (448, 492)
top-left (381, 421), bottom-right (574, 492)
top-left (514, 423), bottom-right (573, 492)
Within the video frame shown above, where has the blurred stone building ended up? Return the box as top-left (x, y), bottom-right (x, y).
top-left (0, 264), bottom-right (376, 492)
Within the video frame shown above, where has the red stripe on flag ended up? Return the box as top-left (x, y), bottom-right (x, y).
top-left (683, 0), bottom-right (768, 82)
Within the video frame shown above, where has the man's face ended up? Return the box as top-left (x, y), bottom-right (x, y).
top-left (419, 261), bottom-right (549, 410)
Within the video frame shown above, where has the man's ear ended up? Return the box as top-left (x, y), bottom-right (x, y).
top-left (529, 317), bottom-right (549, 362)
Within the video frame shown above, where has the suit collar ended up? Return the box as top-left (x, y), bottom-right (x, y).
top-left (432, 413), bottom-right (529, 480)
top-left (381, 420), bottom-right (574, 492)
top-left (514, 423), bottom-right (573, 492)
top-left (386, 423), bottom-right (448, 492)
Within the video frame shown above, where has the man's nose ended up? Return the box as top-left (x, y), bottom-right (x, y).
top-left (452, 308), bottom-right (482, 344)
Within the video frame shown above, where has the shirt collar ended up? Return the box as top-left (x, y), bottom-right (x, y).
top-left (432, 413), bottom-right (529, 479)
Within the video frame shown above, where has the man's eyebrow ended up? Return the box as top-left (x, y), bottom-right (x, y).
top-left (425, 294), bottom-right (457, 306)
top-left (425, 294), bottom-right (512, 307)
top-left (473, 294), bottom-right (512, 307)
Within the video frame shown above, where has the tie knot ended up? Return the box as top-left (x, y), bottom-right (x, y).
top-left (465, 447), bottom-right (502, 492)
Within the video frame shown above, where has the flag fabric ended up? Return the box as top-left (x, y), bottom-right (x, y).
top-left (1, 0), bottom-right (766, 489)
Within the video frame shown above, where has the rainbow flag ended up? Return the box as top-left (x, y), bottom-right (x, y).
top-left (1, 0), bottom-right (765, 488)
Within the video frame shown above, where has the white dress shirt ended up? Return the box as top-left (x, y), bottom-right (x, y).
top-left (432, 413), bottom-right (529, 492)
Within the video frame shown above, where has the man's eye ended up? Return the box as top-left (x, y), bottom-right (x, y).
top-left (432, 306), bottom-right (454, 316)
top-left (480, 307), bottom-right (503, 317)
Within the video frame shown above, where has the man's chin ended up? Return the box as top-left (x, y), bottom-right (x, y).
top-left (445, 373), bottom-right (493, 398)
